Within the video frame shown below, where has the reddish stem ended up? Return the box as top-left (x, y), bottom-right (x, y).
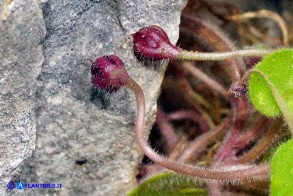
top-left (238, 120), bottom-right (282, 164)
top-left (125, 77), bottom-right (269, 180)
top-left (178, 116), bottom-right (232, 163)
top-left (156, 108), bottom-right (179, 152)
top-left (181, 61), bottom-right (228, 97)
top-left (177, 76), bottom-right (216, 128)
top-left (214, 96), bottom-right (247, 165)
top-left (168, 110), bottom-right (209, 133)
top-left (234, 117), bottom-right (268, 150)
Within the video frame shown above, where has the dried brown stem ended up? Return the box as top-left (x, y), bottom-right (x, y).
top-left (228, 9), bottom-right (289, 46)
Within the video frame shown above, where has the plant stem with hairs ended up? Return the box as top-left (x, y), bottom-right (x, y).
top-left (92, 55), bottom-right (270, 181)
top-left (128, 73), bottom-right (269, 180)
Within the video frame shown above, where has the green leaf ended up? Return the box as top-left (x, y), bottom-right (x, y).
top-left (248, 49), bottom-right (293, 133)
top-left (270, 139), bottom-right (293, 196)
top-left (127, 171), bottom-right (207, 196)
top-left (248, 49), bottom-right (293, 117)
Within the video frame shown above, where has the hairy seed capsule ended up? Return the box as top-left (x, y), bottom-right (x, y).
top-left (91, 55), bottom-right (129, 92)
top-left (132, 25), bottom-right (181, 60)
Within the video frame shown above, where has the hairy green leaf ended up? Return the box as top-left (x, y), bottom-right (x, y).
top-left (271, 139), bottom-right (293, 196)
top-left (248, 49), bottom-right (293, 131)
top-left (248, 49), bottom-right (293, 116)
top-left (127, 172), bottom-right (207, 196)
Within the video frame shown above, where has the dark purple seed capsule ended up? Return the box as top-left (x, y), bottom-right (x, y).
top-left (132, 25), bottom-right (181, 60)
top-left (91, 55), bottom-right (129, 92)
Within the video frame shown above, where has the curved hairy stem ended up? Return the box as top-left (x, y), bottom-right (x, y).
top-left (125, 77), bottom-right (269, 180)
top-left (180, 14), bottom-right (244, 81)
top-left (177, 49), bottom-right (271, 61)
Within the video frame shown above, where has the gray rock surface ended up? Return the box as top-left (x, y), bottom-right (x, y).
top-left (0, 0), bottom-right (46, 195)
top-left (0, 0), bottom-right (187, 195)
